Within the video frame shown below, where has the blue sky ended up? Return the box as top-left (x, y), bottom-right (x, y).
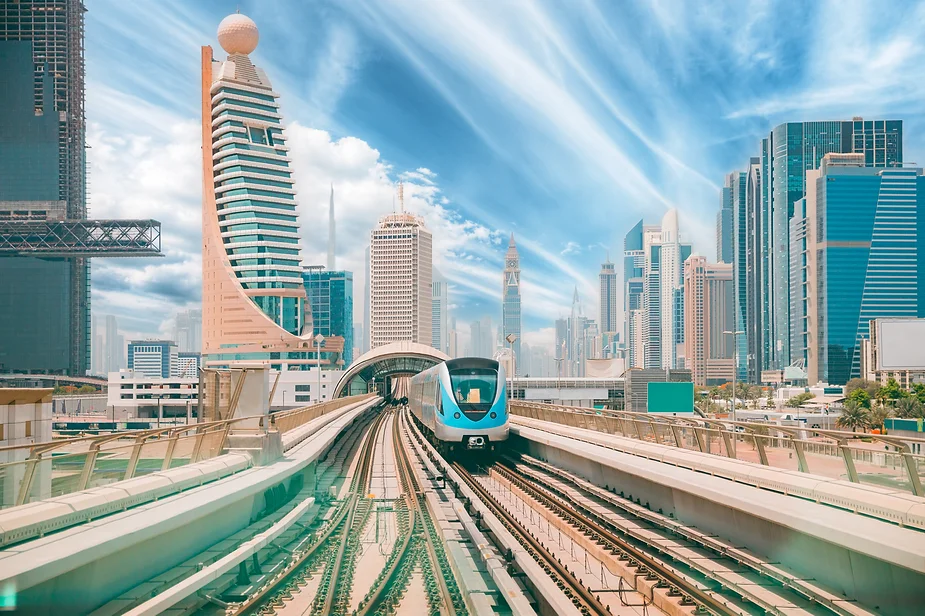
top-left (85, 0), bottom-right (925, 352)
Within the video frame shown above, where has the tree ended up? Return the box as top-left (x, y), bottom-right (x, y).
top-left (868, 404), bottom-right (893, 432)
top-left (846, 387), bottom-right (872, 410)
top-left (877, 377), bottom-right (908, 407)
top-left (846, 378), bottom-right (876, 397)
top-left (895, 397), bottom-right (925, 419)
top-left (836, 400), bottom-right (870, 432)
top-left (746, 385), bottom-right (762, 409)
top-left (77, 385), bottom-right (97, 394)
top-left (785, 392), bottom-right (815, 408)
top-left (911, 383), bottom-right (925, 406)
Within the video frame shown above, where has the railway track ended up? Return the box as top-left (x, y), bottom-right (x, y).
top-left (228, 407), bottom-right (469, 616)
top-left (227, 409), bottom-right (389, 615)
top-left (494, 455), bottom-right (876, 616)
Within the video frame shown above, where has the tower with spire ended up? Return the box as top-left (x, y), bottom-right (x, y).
top-left (599, 253), bottom-right (618, 356)
top-left (502, 233), bottom-right (522, 374)
top-left (327, 183), bottom-right (335, 270)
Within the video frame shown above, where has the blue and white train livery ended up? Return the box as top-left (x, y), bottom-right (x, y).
top-left (408, 357), bottom-right (509, 451)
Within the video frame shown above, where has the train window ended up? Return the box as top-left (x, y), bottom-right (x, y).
top-left (449, 368), bottom-right (497, 409)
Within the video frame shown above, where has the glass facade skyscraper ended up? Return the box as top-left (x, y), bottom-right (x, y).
top-left (302, 268), bottom-right (354, 367)
top-left (760, 119), bottom-right (902, 373)
top-left (793, 154), bottom-right (923, 385)
top-left (726, 170), bottom-right (748, 381)
top-left (0, 0), bottom-right (88, 375)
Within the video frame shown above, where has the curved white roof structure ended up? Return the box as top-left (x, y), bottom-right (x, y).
top-left (334, 342), bottom-right (449, 397)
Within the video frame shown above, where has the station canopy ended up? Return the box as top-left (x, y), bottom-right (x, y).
top-left (334, 341), bottom-right (449, 398)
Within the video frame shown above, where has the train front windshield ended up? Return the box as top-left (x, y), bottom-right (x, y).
top-left (450, 368), bottom-right (498, 409)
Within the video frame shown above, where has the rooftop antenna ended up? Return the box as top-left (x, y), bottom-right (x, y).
top-left (397, 180), bottom-right (405, 213)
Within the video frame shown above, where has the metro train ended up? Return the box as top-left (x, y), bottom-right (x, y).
top-left (408, 357), bottom-right (509, 453)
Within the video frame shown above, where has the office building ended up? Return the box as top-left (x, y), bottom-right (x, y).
top-left (0, 1), bottom-right (161, 376)
top-left (173, 309), bottom-right (202, 353)
top-left (791, 153), bottom-right (924, 385)
top-left (623, 221), bottom-right (646, 369)
top-left (625, 211), bottom-right (692, 371)
top-left (362, 245), bottom-right (370, 354)
top-left (128, 340), bottom-right (178, 379)
top-left (302, 267), bottom-right (354, 367)
top-left (0, 0), bottom-right (86, 374)
top-left (717, 186), bottom-right (734, 264)
top-left (200, 13), bottom-right (338, 370)
top-left (468, 317), bottom-right (494, 359)
top-left (760, 119), bottom-right (903, 373)
top-left (177, 352), bottom-right (201, 379)
top-left (744, 157), bottom-right (763, 383)
top-left (725, 170), bottom-right (748, 382)
top-left (369, 184), bottom-right (433, 348)
top-left (683, 256), bottom-right (734, 386)
top-left (448, 317), bottom-right (459, 358)
top-left (432, 270), bottom-right (449, 354)
top-left (599, 257), bottom-right (619, 346)
top-left (502, 234), bottom-right (522, 372)
top-left (107, 370), bottom-right (199, 419)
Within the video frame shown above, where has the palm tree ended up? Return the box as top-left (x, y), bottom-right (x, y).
top-left (836, 400), bottom-right (870, 433)
top-left (867, 404), bottom-right (892, 432)
top-left (895, 397), bottom-right (925, 419)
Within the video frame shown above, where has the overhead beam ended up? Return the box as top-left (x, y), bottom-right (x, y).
top-left (0, 219), bottom-right (162, 257)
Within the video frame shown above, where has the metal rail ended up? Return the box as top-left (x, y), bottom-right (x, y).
top-left (511, 401), bottom-right (925, 496)
top-left (452, 462), bottom-right (611, 616)
top-left (228, 408), bottom-right (387, 615)
top-left (512, 454), bottom-right (876, 616)
top-left (490, 460), bottom-right (736, 616)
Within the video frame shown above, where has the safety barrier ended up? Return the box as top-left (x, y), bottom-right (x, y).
top-left (0, 393), bottom-right (376, 510)
top-left (509, 401), bottom-right (925, 497)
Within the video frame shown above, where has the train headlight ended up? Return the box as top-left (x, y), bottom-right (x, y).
top-left (454, 412), bottom-right (461, 419)
top-left (490, 412), bottom-right (497, 419)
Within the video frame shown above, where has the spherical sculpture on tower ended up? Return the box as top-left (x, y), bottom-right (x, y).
top-left (217, 13), bottom-right (259, 55)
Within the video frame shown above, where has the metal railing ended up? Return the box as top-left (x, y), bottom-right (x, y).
top-left (510, 401), bottom-right (925, 497)
top-left (0, 394), bottom-right (376, 510)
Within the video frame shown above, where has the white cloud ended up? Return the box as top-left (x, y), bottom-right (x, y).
top-left (560, 241), bottom-right (581, 256)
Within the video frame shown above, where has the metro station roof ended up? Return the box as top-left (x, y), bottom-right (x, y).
top-left (334, 341), bottom-right (449, 397)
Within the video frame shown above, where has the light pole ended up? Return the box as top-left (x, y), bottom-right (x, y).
top-left (505, 334), bottom-right (517, 404)
top-left (314, 334), bottom-right (325, 404)
top-left (723, 330), bottom-right (745, 423)
top-left (554, 357), bottom-right (564, 404)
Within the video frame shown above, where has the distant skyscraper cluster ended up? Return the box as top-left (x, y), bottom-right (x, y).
top-left (623, 210), bottom-right (694, 373)
top-left (714, 117), bottom-right (924, 386)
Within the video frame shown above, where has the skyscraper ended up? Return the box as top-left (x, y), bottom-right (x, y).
top-left (726, 170), bottom-right (748, 382)
top-left (760, 119), bottom-right (903, 371)
top-left (369, 184), bottom-right (433, 348)
top-left (625, 211), bottom-right (691, 371)
top-left (599, 257), bottom-right (619, 352)
top-left (623, 221), bottom-right (646, 369)
top-left (327, 184), bottom-right (336, 270)
top-left (432, 270), bottom-right (449, 354)
top-left (104, 315), bottom-right (124, 374)
top-left (201, 14), bottom-right (340, 370)
top-left (792, 153), bottom-right (924, 385)
top-left (173, 309), bottom-right (202, 353)
top-left (717, 186), bottom-right (734, 264)
top-left (302, 267), bottom-right (354, 366)
top-left (745, 157), bottom-right (763, 383)
top-left (502, 234), bottom-right (522, 373)
top-left (0, 0), bottom-right (87, 374)
top-left (683, 256), bottom-right (734, 386)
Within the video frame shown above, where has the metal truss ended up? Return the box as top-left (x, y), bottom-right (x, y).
top-left (0, 219), bottom-right (162, 257)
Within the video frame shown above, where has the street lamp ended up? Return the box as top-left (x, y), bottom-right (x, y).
top-left (554, 356), bottom-right (565, 404)
top-left (722, 330), bottom-right (745, 423)
top-left (505, 334), bottom-right (517, 403)
top-left (314, 334), bottom-right (325, 404)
